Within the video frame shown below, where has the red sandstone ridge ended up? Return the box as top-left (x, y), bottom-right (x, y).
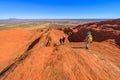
top-left (0, 19), bottom-right (120, 80)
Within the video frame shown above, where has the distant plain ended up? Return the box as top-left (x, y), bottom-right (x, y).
top-left (0, 19), bottom-right (106, 30)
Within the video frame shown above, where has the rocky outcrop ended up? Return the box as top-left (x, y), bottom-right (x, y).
top-left (65, 19), bottom-right (120, 46)
top-left (0, 20), bottom-right (120, 80)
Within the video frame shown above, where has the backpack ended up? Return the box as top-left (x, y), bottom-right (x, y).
top-left (88, 35), bottom-right (93, 42)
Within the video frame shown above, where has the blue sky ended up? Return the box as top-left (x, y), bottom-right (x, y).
top-left (0, 0), bottom-right (120, 19)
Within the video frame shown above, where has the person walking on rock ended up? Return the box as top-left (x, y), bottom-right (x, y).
top-left (84, 31), bottom-right (93, 49)
top-left (63, 36), bottom-right (66, 44)
top-left (59, 36), bottom-right (63, 45)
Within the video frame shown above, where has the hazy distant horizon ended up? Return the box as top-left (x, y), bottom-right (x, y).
top-left (0, 18), bottom-right (116, 20)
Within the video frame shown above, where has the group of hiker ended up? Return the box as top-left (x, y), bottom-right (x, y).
top-left (59, 31), bottom-right (93, 49)
top-left (59, 36), bottom-right (66, 44)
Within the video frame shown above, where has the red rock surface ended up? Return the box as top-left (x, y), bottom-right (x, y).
top-left (0, 29), bottom-right (33, 67)
top-left (65, 19), bottom-right (120, 46)
top-left (0, 19), bottom-right (120, 80)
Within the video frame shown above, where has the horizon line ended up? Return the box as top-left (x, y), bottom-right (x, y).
top-left (0, 18), bottom-right (118, 20)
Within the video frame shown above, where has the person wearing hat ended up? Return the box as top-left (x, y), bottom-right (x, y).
top-left (84, 31), bottom-right (93, 49)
